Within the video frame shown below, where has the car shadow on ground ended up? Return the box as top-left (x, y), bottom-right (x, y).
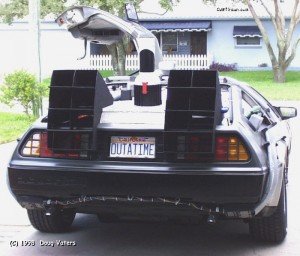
top-left (6, 213), bottom-right (284, 256)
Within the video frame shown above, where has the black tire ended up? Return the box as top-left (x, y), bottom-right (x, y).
top-left (27, 208), bottom-right (76, 233)
top-left (249, 180), bottom-right (287, 243)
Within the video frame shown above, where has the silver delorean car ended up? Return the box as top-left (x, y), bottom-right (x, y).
top-left (7, 6), bottom-right (297, 243)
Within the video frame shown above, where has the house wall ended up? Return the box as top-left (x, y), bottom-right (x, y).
top-left (0, 21), bottom-right (86, 80)
top-left (207, 19), bottom-right (300, 68)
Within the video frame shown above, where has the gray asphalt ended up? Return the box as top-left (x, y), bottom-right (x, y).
top-left (1, 101), bottom-right (300, 256)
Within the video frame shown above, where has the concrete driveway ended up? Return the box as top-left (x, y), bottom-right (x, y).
top-left (0, 101), bottom-right (300, 256)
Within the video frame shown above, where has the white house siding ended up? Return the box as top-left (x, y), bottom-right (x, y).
top-left (0, 23), bottom-right (31, 78)
top-left (39, 24), bottom-right (86, 77)
top-left (0, 22), bottom-right (86, 80)
top-left (207, 19), bottom-right (300, 69)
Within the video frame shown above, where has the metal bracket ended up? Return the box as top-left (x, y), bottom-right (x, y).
top-left (77, 38), bottom-right (87, 60)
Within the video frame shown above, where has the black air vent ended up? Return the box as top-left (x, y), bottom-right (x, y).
top-left (164, 70), bottom-right (222, 161)
top-left (165, 70), bottom-right (221, 130)
top-left (47, 70), bottom-right (113, 151)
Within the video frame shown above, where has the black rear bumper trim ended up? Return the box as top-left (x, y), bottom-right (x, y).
top-left (8, 167), bottom-right (268, 205)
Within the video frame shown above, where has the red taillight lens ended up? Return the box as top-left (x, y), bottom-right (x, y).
top-left (175, 134), bottom-right (213, 161)
top-left (215, 135), bottom-right (250, 162)
top-left (39, 132), bottom-right (81, 158)
top-left (188, 136), bottom-right (200, 152)
top-left (215, 136), bottom-right (228, 161)
top-left (39, 132), bottom-right (53, 157)
top-left (21, 131), bottom-right (88, 159)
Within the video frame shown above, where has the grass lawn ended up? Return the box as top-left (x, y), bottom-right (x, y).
top-left (0, 112), bottom-right (36, 144)
top-left (100, 70), bottom-right (114, 77)
top-left (221, 71), bottom-right (300, 101)
top-left (100, 70), bottom-right (136, 77)
top-left (102, 70), bottom-right (300, 100)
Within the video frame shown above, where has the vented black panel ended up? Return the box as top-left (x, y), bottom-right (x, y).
top-left (164, 111), bottom-right (214, 130)
top-left (167, 70), bottom-right (193, 87)
top-left (166, 88), bottom-right (216, 110)
top-left (47, 70), bottom-right (113, 151)
top-left (164, 70), bottom-right (222, 161)
top-left (165, 70), bottom-right (221, 130)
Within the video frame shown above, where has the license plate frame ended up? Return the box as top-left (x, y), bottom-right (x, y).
top-left (109, 136), bottom-right (156, 159)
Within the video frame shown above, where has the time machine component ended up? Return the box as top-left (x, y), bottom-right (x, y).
top-left (47, 70), bottom-right (113, 152)
top-left (164, 70), bottom-right (222, 162)
top-left (134, 50), bottom-right (162, 106)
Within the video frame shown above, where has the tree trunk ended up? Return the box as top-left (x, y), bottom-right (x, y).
top-left (116, 41), bottom-right (126, 76)
top-left (106, 42), bottom-right (126, 76)
top-left (273, 65), bottom-right (286, 83)
top-left (32, 98), bottom-right (40, 117)
top-left (246, 1), bottom-right (300, 84)
top-left (107, 44), bottom-right (119, 76)
top-left (106, 36), bottom-right (130, 76)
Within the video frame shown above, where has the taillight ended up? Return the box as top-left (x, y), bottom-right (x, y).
top-left (173, 133), bottom-right (249, 162)
top-left (170, 133), bottom-right (214, 161)
top-left (21, 131), bottom-right (88, 159)
top-left (21, 133), bottom-right (41, 157)
top-left (215, 135), bottom-right (250, 162)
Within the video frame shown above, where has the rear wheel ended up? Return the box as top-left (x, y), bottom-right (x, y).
top-left (249, 180), bottom-right (287, 243)
top-left (27, 208), bottom-right (76, 233)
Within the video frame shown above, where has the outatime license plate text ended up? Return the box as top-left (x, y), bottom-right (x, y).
top-left (110, 136), bottom-right (155, 159)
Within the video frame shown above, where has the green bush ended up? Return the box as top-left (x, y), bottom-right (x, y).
top-left (0, 70), bottom-right (49, 117)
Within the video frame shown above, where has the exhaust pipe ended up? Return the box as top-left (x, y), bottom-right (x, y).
top-left (207, 214), bottom-right (217, 224)
top-left (44, 199), bottom-right (55, 216)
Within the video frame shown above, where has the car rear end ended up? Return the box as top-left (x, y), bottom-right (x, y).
top-left (8, 96), bottom-right (268, 221)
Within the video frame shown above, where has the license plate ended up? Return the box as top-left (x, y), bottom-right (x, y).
top-left (110, 136), bottom-right (155, 159)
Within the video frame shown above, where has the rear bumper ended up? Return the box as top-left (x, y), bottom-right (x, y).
top-left (8, 160), bottom-right (268, 216)
top-left (9, 168), bottom-right (267, 203)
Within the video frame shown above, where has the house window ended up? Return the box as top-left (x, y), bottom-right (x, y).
top-left (162, 32), bottom-right (178, 53)
top-left (235, 36), bottom-right (261, 47)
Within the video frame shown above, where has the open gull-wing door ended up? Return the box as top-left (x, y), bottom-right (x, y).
top-left (56, 6), bottom-right (162, 67)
